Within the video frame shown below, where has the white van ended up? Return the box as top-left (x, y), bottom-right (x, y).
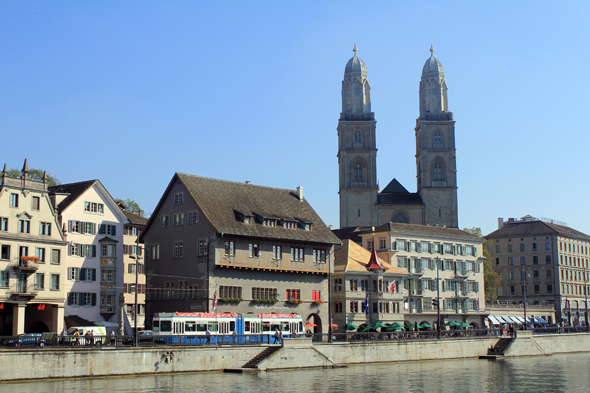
top-left (67, 326), bottom-right (107, 346)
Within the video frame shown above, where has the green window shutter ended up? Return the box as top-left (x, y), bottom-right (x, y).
top-left (80, 269), bottom-right (86, 281)
top-left (92, 245), bottom-right (96, 258)
top-left (91, 293), bottom-right (97, 306)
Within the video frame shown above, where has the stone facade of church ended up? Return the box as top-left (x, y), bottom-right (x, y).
top-left (338, 45), bottom-right (459, 230)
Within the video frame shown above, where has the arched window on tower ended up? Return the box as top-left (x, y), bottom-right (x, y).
top-left (392, 212), bottom-right (408, 224)
top-left (433, 161), bottom-right (443, 181)
top-left (354, 130), bottom-right (362, 145)
top-left (354, 163), bottom-right (363, 182)
top-left (433, 130), bottom-right (442, 147)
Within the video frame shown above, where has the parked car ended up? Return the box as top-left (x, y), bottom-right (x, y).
top-left (4, 333), bottom-right (47, 347)
top-left (123, 331), bottom-right (164, 346)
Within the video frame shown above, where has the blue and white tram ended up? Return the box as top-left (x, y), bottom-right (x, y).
top-left (152, 312), bottom-right (304, 345)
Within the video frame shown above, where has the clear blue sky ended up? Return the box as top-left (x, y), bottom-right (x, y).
top-left (2, 1), bottom-right (589, 236)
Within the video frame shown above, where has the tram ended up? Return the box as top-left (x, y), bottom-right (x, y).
top-left (152, 312), bottom-right (304, 345)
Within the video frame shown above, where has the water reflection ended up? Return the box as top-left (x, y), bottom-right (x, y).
top-left (7, 352), bottom-right (590, 392)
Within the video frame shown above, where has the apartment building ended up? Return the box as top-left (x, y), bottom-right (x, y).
top-left (0, 161), bottom-right (68, 334)
top-left (122, 210), bottom-right (147, 332)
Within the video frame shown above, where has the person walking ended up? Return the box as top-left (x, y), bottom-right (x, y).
top-left (110, 330), bottom-right (116, 346)
top-left (274, 329), bottom-right (280, 344)
top-left (205, 328), bottom-right (211, 344)
top-left (60, 328), bottom-right (67, 346)
top-left (74, 330), bottom-right (80, 345)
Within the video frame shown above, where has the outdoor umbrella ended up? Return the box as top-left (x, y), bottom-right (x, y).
top-left (459, 322), bottom-right (472, 328)
top-left (418, 323), bottom-right (432, 329)
top-left (444, 321), bottom-right (460, 327)
top-left (384, 325), bottom-right (404, 331)
top-left (305, 322), bottom-right (317, 327)
top-left (406, 323), bottom-right (418, 330)
top-left (330, 323), bottom-right (339, 328)
top-left (338, 323), bottom-right (359, 331)
top-left (367, 322), bottom-right (388, 330)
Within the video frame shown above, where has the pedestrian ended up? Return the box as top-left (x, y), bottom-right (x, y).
top-left (274, 329), bottom-right (280, 344)
top-left (110, 330), bottom-right (116, 346)
top-left (89, 329), bottom-right (94, 346)
top-left (74, 329), bottom-right (80, 345)
top-left (60, 328), bottom-right (67, 346)
top-left (278, 329), bottom-right (283, 344)
top-left (205, 328), bottom-right (211, 344)
top-left (232, 330), bottom-right (237, 344)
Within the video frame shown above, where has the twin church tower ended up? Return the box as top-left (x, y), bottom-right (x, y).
top-left (338, 45), bottom-right (458, 229)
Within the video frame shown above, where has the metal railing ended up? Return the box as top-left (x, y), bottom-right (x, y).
top-left (312, 329), bottom-right (503, 343)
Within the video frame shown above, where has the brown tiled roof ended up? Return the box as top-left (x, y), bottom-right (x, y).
top-left (176, 173), bottom-right (340, 245)
top-left (377, 178), bottom-right (424, 206)
top-left (334, 239), bottom-right (409, 274)
top-left (485, 220), bottom-right (590, 241)
top-left (332, 226), bottom-right (365, 244)
top-left (49, 180), bottom-right (97, 212)
top-left (368, 222), bottom-right (482, 241)
top-left (123, 210), bottom-right (148, 226)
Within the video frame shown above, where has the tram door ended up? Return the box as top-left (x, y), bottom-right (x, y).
top-left (289, 322), bottom-right (299, 335)
top-left (173, 321), bottom-right (185, 334)
top-left (219, 321), bottom-right (230, 334)
top-left (250, 321), bottom-right (261, 334)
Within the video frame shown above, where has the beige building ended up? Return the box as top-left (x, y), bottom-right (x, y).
top-left (121, 210), bottom-right (147, 331)
top-left (486, 215), bottom-right (590, 325)
top-left (360, 223), bottom-right (486, 328)
top-left (0, 160), bottom-right (68, 334)
top-left (333, 239), bottom-right (409, 328)
top-left (141, 174), bottom-right (341, 333)
top-left (338, 45), bottom-right (458, 230)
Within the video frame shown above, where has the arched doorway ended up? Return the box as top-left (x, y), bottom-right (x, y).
top-left (306, 313), bottom-right (322, 334)
top-left (30, 321), bottom-right (50, 333)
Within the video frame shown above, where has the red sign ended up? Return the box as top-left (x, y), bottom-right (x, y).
top-left (0, 304), bottom-right (3, 310)
top-left (37, 304), bottom-right (45, 311)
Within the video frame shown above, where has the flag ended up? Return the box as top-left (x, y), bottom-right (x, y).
top-left (213, 284), bottom-right (218, 311)
top-left (364, 291), bottom-right (369, 316)
top-left (476, 299), bottom-right (480, 312)
top-left (389, 281), bottom-right (397, 294)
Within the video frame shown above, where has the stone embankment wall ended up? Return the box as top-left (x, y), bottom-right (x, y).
top-left (504, 331), bottom-right (590, 357)
top-left (1, 334), bottom-right (590, 381)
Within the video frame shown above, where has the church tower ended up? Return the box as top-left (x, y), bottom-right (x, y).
top-left (338, 45), bottom-right (378, 229)
top-left (415, 46), bottom-right (458, 228)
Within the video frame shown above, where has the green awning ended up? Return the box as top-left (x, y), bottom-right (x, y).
top-left (338, 323), bottom-right (359, 331)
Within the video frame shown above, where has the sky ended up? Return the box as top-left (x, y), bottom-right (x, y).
top-left (2, 1), bottom-right (590, 237)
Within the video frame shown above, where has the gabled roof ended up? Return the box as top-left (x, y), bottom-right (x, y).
top-left (334, 239), bottom-right (408, 274)
top-left (377, 178), bottom-right (423, 205)
top-left (486, 220), bottom-right (590, 241)
top-left (368, 222), bottom-right (482, 242)
top-left (332, 226), bottom-right (365, 245)
top-left (381, 178), bottom-right (409, 194)
top-left (142, 173), bottom-right (341, 245)
top-left (123, 210), bottom-right (148, 226)
top-left (49, 180), bottom-right (97, 212)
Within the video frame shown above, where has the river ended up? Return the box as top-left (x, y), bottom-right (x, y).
top-left (5, 352), bottom-right (590, 392)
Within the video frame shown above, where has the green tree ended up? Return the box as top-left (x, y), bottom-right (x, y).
top-left (6, 168), bottom-right (61, 187)
top-left (463, 226), bottom-right (501, 301)
top-left (115, 198), bottom-right (144, 215)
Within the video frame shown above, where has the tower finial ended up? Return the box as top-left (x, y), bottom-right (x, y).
top-left (353, 43), bottom-right (358, 56)
top-left (430, 44), bottom-right (435, 57)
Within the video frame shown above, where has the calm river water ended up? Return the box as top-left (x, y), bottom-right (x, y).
top-left (6, 352), bottom-right (590, 392)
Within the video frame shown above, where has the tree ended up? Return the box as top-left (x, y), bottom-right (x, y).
top-left (463, 227), bottom-right (501, 301)
top-left (6, 168), bottom-right (61, 187)
top-left (115, 198), bottom-right (144, 215)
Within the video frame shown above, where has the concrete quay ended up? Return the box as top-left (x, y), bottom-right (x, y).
top-left (0, 334), bottom-right (589, 382)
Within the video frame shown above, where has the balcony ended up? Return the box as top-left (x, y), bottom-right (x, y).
top-left (454, 269), bottom-right (469, 278)
top-left (408, 308), bottom-right (423, 314)
top-left (7, 283), bottom-right (38, 297)
top-left (13, 257), bottom-right (39, 272)
top-left (455, 289), bottom-right (469, 298)
top-left (409, 266), bottom-right (423, 276)
top-left (408, 288), bottom-right (423, 297)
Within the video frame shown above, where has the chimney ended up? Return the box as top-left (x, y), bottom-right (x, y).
top-left (297, 186), bottom-right (303, 201)
top-left (245, 181), bottom-right (251, 184)
top-left (497, 217), bottom-right (504, 229)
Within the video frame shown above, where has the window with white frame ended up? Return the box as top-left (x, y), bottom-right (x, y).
top-left (173, 242), bottom-right (183, 258)
top-left (224, 241), bottom-right (234, 256)
top-left (50, 274), bottom-right (60, 290)
top-left (249, 243), bottom-right (260, 258)
top-left (272, 245), bottom-right (282, 260)
top-left (0, 217), bottom-right (7, 231)
top-left (84, 202), bottom-right (104, 214)
top-left (10, 193), bottom-right (18, 208)
top-left (18, 220), bottom-right (30, 233)
top-left (36, 248), bottom-right (45, 263)
top-left (173, 213), bottom-right (184, 226)
top-left (188, 210), bottom-right (198, 224)
top-left (313, 249), bottom-right (326, 263)
top-left (35, 273), bottom-right (44, 290)
top-left (99, 224), bottom-right (116, 236)
top-left (151, 244), bottom-right (160, 260)
top-left (198, 239), bottom-right (208, 256)
top-left (174, 192), bottom-right (184, 205)
top-left (40, 222), bottom-right (52, 236)
top-left (161, 215), bottom-right (170, 228)
top-left (291, 246), bottom-right (304, 261)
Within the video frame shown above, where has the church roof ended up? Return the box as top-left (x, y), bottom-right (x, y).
top-left (344, 44), bottom-right (368, 79)
top-left (422, 45), bottom-right (445, 76)
top-left (381, 178), bottom-right (409, 194)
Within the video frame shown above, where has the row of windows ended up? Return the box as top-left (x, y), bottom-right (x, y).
top-left (385, 240), bottom-right (478, 257)
top-left (161, 211), bottom-right (199, 227)
top-left (152, 282), bottom-right (200, 300)
top-left (67, 267), bottom-right (97, 281)
top-left (8, 194), bottom-right (42, 210)
top-left (559, 241), bottom-right (589, 255)
top-left (560, 269), bottom-right (589, 283)
top-left (84, 202), bottom-right (104, 214)
top-left (496, 255), bottom-right (552, 266)
top-left (559, 255), bottom-right (589, 268)
top-left (31, 272), bottom-right (60, 290)
top-left (68, 292), bottom-right (97, 306)
top-left (124, 226), bottom-right (142, 236)
top-left (123, 283), bottom-right (146, 294)
top-left (562, 284), bottom-right (589, 296)
top-left (0, 245), bottom-right (61, 264)
top-left (0, 217), bottom-right (53, 236)
top-left (495, 242), bottom-right (551, 253)
top-left (123, 245), bottom-right (143, 256)
top-left (506, 269), bottom-right (553, 281)
top-left (398, 258), bottom-right (481, 273)
top-left (338, 300), bottom-right (402, 314)
top-left (507, 284), bottom-right (553, 295)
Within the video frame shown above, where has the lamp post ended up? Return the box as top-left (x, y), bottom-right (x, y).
top-left (585, 266), bottom-right (589, 331)
top-left (522, 260), bottom-right (528, 329)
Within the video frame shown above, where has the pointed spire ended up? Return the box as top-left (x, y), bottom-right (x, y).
top-left (353, 43), bottom-right (358, 57)
top-left (2, 164), bottom-right (6, 174)
top-left (42, 171), bottom-right (47, 183)
top-left (22, 158), bottom-right (29, 173)
top-left (430, 44), bottom-right (435, 57)
top-left (366, 227), bottom-right (385, 271)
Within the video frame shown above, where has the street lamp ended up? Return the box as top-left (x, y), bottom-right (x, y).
top-left (585, 266), bottom-right (589, 331)
top-left (436, 257), bottom-right (441, 339)
top-left (521, 260), bottom-right (528, 329)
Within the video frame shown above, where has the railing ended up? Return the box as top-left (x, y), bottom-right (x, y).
top-left (455, 289), bottom-right (469, 297)
top-left (408, 288), bottom-right (423, 296)
top-left (12, 260), bottom-right (39, 272)
top-left (409, 266), bottom-right (423, 275)
top-left (532, 326), bottom-right (590, 335)
top-left (7, 283), bottom-right (37, 296)
top-left (312, 328), bottom-right (503, 343)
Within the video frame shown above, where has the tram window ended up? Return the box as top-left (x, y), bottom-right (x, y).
top-left (271, 323), bottom-right (280, 332)
top-left (185, 322), bottom-right (196, 332)
top-left (281, 322), bottom-right (289, 331)
top-left (197, 323), bottom-right (207, 332)
top-left (299, 322), bottom-right (303, 332)
top-left (153, 320), bottom-right (160, 332)
top-left (230, 321), bottom-right (235, 332)
top-left (160, 320), bottom-right (172, 332)
top-left (263, 323), bottom-right (271, 332)
top-left (245, 321), bottom-right (251, 332)
top-left (209, 322), bottom-right (218, 332)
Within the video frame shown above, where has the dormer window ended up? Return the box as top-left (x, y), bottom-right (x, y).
top-left (244, 216), bottom-right (252, 224)
top-left (304, 223), bottom-right (311, 231)
top-left (284, 221), bottom-right (297, 229)
top-left (263, 219), bottom-right (276, 227)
